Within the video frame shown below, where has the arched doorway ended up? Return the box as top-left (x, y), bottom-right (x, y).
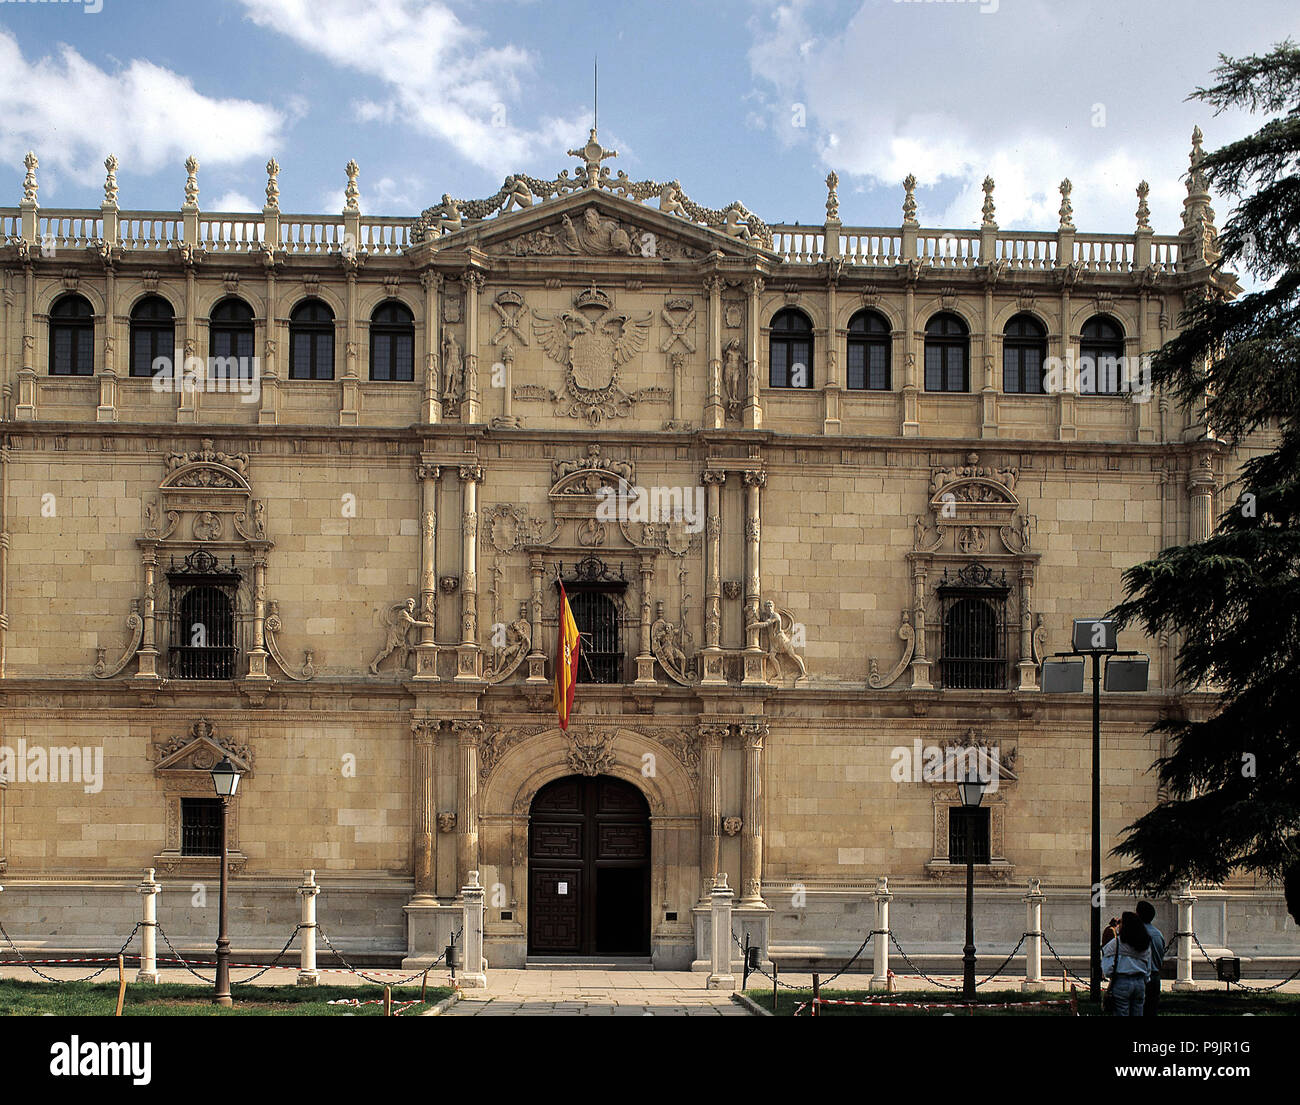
top-left (528, 775), bottom-right (650, 957)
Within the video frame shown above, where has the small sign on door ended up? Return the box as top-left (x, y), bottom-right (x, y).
top-left (557, 881), bottom-right (569, 895)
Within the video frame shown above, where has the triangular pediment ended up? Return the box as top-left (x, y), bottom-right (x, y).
top-left (424, 189), bottom-right (774, 261)
top-left (152, 718), bottom-right (254, 776)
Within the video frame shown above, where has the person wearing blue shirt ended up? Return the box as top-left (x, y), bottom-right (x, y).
top-left (1136, 900), bottom-right (1166, 1017)
top-left (1100, 911), bottom-right (1153, 1016)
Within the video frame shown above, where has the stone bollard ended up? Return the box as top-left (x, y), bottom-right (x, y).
top-left (1173, 882), bottom-right (1197, 991)
top-left (1022, 877), bottom-right (1045, 991)
top-left (135, 868), bottom-right (161, 983)
top-left (871, 876), bottom-right (892, 987)
top-left (297, 870), bottom-right (320, 986)
top-left (706, 873), bottom-right (736, 990)
top-left (459, 870), bottom-right (487, 989)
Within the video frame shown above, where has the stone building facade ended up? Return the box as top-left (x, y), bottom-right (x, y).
top-left (0, 129), bottom-right (1288, 969)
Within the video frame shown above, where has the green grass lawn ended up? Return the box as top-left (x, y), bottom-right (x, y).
top-left (0, 978), bottom-right (455, 1016)
top-left (746, 986), bottom-right (1300, 1017)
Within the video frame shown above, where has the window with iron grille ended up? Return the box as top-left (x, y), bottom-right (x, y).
top-left (166, 550), bottom-right (241, 680)
top-left (181, 797), bottom-right (223, 857)
top-left (558, 557), bottom-right (628, 685)
top-left (937, 564), bottom-right (1010, 689)
top-left (847, 309), bottom-right (891, 390)
top-left (949, 806), bottom-right (991, 864)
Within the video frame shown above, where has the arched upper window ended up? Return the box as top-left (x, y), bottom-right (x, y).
top-left (847, 310), bottom-right (891, 390)
top-left (1079, 315), bottom-right (1125, 395)
top-left (768, 308), bottom-right (813, 389)
top-left (289, 298), bottom-right (335, 381)
top-left (924, 312), bottom-right (969, 392)
top-left (370, 301), bottom-right (415, 382)
top-left (129, 295), bottom-right (176, 378)
top-left (49, 293), bottom-right (94, 376)
top-left (1002, 313), bottom-right (1047, 394)
top-left (209, 298), bottom-right (255, 382)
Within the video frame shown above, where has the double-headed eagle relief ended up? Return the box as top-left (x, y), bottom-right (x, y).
top-left (533, 286), bottom-right (658, 424)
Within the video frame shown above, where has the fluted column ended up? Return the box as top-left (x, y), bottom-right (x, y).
top-left (741, 469), bottom-right (766, 684)
top-left (456, 464), bottom-right (482, 680)
top-left (701, 469), bottom-right (726, 684)
top-left (414, 463), bottom-right (440, 679)
top-left (453, 720), bottom-right (483, 888)
top-left (739, 720), bottom-right (769, 905)
top-left (1188, 453), bottom-right (1216, 543)
top-left (698, 723), bottom-right (727, 902)
top-left (15, 260), bottom-right (37, 421)
top-left (411, 719), bottom-right (440, 899)
top-left (743, 276), bottom-right (763, 429)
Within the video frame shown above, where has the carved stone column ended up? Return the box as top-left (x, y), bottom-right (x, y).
top-left (1188, 453), bottom-right (1216, 543)
top-left (96, 260), bottom-right (118, 423)
top-left (259, 260), bottom-right (280, 425)
top-left (414, 463), bottom-right (440, 680)
top-left (739, 720), bottom-right (769, 905)
top-left (743, 276), bottom-right (763, 430)
top-left (634, 551), bottom-right (655, 685)
top-left (698, 723), bottom-right (727, 902)
top-left (1017, 564), bottom-right (1037, 691)
top-left (701, 470), bottom-right (726, 684)
top-left (453, 720), bottom-right (483, 888)
top-left (909, 561), bottom-right (932, 689)
top-left (822, 273), bottom-right (841, 435)
top-left (462, 270), bottom-right (484, 424)
top-left (494, 343), bottom-right (520, 428)
top-left (703, 274), bottom-right (725, 429)
top-left (246, 553), bottom-right (269, 679)
top-left (0, 440), bottom-right (7, 676)
top-left (340, 265), bottom-right (360, 426)
top-left (421, 270), bottom-right (441, 424)
top-left (178, 262), bottom-right (198, 423)
top-left (456, 464), bottom-right (482, 680)
top-left (411, 719), bottom-right (440, 899)
top-left (900, 279), bottom-right (919, 436)
top-left (136, 543), bottom-right (160, 679)
top-left (741, 469), bottom-right (766, 685)
top-left (1056, 284), bottom-right (1077, 441)
top-left (525, 551), bottom-right (548, 683)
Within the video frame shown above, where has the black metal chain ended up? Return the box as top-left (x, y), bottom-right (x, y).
top-left (229, 924), bottom-right (305, 984)
top-left (1040, 931), bottom-right (1090, 986)
top-left (317, 926), bottom-right (457, 986)
top-left (729, 930), bottom-right (801, 989)
top-left (977, 933), bottom-right (1029, 986)
top-left (155, 924), bottom-right (219, 983)
top-left (0, 920), bottom-right (142, 984)
top-left (888, 932), bottom-right (961, 990)
top-left (1189, 931), bottom-right (1300, 993)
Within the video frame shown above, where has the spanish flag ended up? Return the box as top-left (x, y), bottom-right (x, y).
top-left (553, 583), bottom-right (581, 730)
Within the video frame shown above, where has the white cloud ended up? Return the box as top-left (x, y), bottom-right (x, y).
top-left (0, 30), bottom-right (284, 202)
top-left (745, 0), bottom-right (1284, 233)
top-left (210, 190), bottom-right (259, 212)
top-left (235, 0), bottom-right (589, 176)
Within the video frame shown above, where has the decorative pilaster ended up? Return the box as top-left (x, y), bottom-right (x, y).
top-left (633, 552), bottom-right (656, 684)
top-left (525, 552), bottom-right (548, 683)
top-left (741, 469), bottom-right (766, 685)
top-left (739, 719), bottom-right (769, 905)
top-left (462, 270), bottom-right (484, 424)
top-left (136, 545), bottom-right (160, 679)
top-left (340, 262), bottom-right (360, 426)
top-left (743, 277), bottom-right (763, 429)
top-left (700, 470), bottom-right (726, 684)
top-left (259, 247), bottom-right (281, 425)
top-left (421, 270), bottom-right (441, 423)
top-left (456, 464), bottom-right (483, 680)
top-left (823, 269), bottom-right (841, 435)
top-left (703, 274), bottom-right (725, 429)
top-left (246, 553), bottom-right (269, 679)
top-left (909, 561), bottom-right (932, 689)
top-left (414, 463), bottom-right (440, 679)
top-left (411, 719), bottom-right (441, 899)
top-left (1017, 564), bottom-right (1037, 691)
top-left (0, 440), bottom-right (8, 676)
top-left (697, 723), bottom-right (728, 902)
top-left (1188, 452), bottom-right (1216, 543)
top-left (452, 720), bottom-right (483, 888)
top-left (16, 259), bottom-right (36, 422)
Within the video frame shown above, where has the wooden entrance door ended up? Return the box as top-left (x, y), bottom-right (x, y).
top-left (527, 775), bottom-right (650, 956)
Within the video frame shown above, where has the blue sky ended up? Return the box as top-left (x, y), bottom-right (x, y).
top-left (0, 0), bottom-right (1296, 235)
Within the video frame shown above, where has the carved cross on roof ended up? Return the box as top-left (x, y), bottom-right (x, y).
top-left (568, 128), bottom-right (618, 187)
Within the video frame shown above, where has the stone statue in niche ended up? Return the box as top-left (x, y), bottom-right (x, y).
top-left (441, 332), bottom-right (463, 410)
top-left (368, 598), bottom-right (435, 675)
top-left (722, 339), bottom-right (744, 420)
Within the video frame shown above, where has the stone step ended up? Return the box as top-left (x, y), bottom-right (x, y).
top-left (525, 957), bottom-right (655, 971)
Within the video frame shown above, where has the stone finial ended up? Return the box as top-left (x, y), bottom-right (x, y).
top-left (265, 159), bottom-right (280, 212)
top-left (1058, 178), bottom-right (1074, 231)
top-left (825, 170), bottom-right (840, 222)
top-left (103, 155), bottom-right (119, 207)
top-left (344, 159), bottom-right (360, 212)
top-left (981, 175), bottom-right (996, 229)
top-left (183, 156), bottom-right (199, 208)
top-left (21, 151), bottom-right (38, 205)
top-left (1181, 126), bottom-right (1218, 262)
top-left (1136, 180), bottom-right (1150, 230)
top-left (902, 173), bottom-right (918, 226)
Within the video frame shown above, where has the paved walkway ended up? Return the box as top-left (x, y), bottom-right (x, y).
top-left (443, 970), bottom-right (748, 1016)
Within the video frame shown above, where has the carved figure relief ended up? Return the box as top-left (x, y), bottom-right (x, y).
top-left (749, 599), bottom-right (807, 682)
top-left (722, 339), bottom-right (745, 421)
top-left (368, 598), bottom-right (434, 676)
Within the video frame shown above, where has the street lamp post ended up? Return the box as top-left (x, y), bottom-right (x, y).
top-left (1041, 617), bottom-right (1149, 1003)
top-left (958, 765), bottom-right (986, 1002)
top-left (210, 755), bottom-right (242, 1008)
